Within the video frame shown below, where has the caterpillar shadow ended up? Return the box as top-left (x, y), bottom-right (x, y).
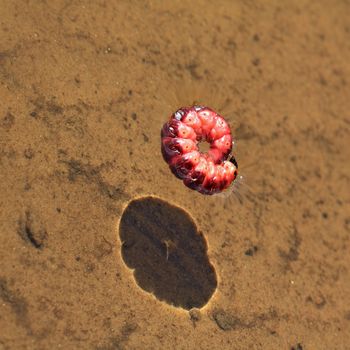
top-left (119, 197), bottom-right (217, 310)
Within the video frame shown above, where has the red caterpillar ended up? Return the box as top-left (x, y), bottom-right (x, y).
top-left (161, 106), bottom-right (238, 195)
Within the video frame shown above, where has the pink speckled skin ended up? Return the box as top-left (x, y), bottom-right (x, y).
top-left (161, 106), bottom-right (238, 195)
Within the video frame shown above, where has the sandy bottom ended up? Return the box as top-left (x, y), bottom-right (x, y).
top-left (1, 1), bottom-right (350, 349)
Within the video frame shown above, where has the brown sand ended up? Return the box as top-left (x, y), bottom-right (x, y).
top-left (1, 1), bottom-right (350, 349)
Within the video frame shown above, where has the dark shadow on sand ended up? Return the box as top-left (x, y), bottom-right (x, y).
top-left (119, 197), bottom-right (217, 310)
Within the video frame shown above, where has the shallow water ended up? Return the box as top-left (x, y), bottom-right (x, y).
top-left (0, 1), bottom-right (349, 349)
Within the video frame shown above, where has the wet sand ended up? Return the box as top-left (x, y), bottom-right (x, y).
top-left (1, 1), bottom-right (350, 349)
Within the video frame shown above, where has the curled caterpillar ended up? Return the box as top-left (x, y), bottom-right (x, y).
top-left (161, 106), bottom-right (238, 195)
